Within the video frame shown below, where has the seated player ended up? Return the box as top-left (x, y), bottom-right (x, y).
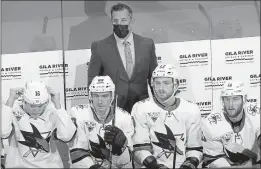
top-left (201, 81), bottom-right (260, 167)
top-left (1, 81), bottom-right (76, 168)
top-left (68, 76), bottom-right (134, 168)
top-left (1, 140), bottom-right (5, 169)
top-left (131, 64), bottom-right (203, 169)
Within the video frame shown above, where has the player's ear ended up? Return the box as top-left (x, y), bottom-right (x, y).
top-left (174, 79), bottom-right (179, 87)
top-left (130, 16), bottom-right (135, 24)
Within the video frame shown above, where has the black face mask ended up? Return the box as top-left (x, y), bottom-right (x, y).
top-left (113, 24), bottom-right (129, 39)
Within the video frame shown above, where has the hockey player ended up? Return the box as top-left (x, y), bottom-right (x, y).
top-left (131, 64), bottom-right (203, 169)
top-left (68, 76), bottom-right (134, 168)
top-left (1, 139), bottom-right (5, 169)
top-left (201, 81), bottom-right (260, 168)
top-left (1, 81), bottom-right (76, 168)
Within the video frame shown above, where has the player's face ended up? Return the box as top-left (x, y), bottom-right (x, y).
top-left (111, 9), bottom-right (132, 26)
top-left (24, 102), bottom-right (48, 117)
top-left (153, 77), bottom-right (175, 101)
top-left (92, 92), bottom-right (112, 116)
top-left (222, 95), bottom-right (244, 118)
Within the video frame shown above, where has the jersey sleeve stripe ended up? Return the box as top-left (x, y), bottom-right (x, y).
top-left (202, 153), bottom-right (226, 167)
top-left (70, 148), bottom-right (91, 164)
top-left (133, 143), bottom-right (153, 154)
top-left (186, 146), bottom-right (203, 152)
top-left (53, 128), bottom-right (77, 143)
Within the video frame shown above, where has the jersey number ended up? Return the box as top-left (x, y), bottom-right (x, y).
top-left (35, 91), bottom-right (40, 96)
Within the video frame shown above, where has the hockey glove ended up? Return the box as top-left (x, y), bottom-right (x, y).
top-left (89, 164), bottom-right (104, 169)
top-left (104, 125), bottom-right (127, 156)
top-left (158, 164), bottom-right (169, 169)
top-left (1, 155), bottom-right (5, 169)
top-left (180, 157), bottom-right (199, 169)
top-left (143, 155), bottom-right (169, 169)
top-left (224, 142), bottom-right (258, 163)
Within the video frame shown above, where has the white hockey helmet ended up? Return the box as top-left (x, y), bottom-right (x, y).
top-left (23, 81), bottom-right (49, 105)
top-left (89, 76), bottom-right (115, 100)
top-left (221, 80), bottom-right (246, 102)
top-left (151, 64), bottom-right (179, 84)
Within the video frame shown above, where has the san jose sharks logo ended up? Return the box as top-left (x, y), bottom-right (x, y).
top-left (85, 121), bottom-right (96, 132)
top-left (247, 104), bottom-right (260, 116)
top-left (18, 123), bottom-right (51, 158)
top-left (152, 125), bottom-right (184, 159)
top-left (89, 135), bottom-right (110, 165)
top-left (13, 111), bottom-right (24, 121)
top-left (148, 112), bottom-right (160, 122)
top-left (208, 113), bottom-right (222, 124)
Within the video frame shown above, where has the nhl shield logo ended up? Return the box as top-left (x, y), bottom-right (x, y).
top-left (85, 121), bottom-right (96, 132)
top-left (148, 112), bottom-right (160, 122)
top-left (13, 111), bottom-right (24, 121)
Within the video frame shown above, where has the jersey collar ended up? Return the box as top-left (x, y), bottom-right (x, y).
top-left (223, 110), bottom-right (246, 133)
top-left (153, 96), bottom-right (181, 112)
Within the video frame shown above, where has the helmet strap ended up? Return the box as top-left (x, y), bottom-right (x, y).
top-left (152, 80), bottom-right (178, 106)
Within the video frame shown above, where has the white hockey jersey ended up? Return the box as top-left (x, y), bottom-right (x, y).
top-left (131, 97), bottom-right (203, 168)
top-left (201, 103), bottom-right (260, 168)
top-left (1, 103), bottom-right (76, 168)
top-left (68, 104), bottom-right (134, 168)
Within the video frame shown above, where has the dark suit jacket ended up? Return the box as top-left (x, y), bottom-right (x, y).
top-left (88, 33), bottom-right (158, 113)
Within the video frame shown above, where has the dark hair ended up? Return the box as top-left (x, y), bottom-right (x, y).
top-left (110, 3), bottom-right (133, 18)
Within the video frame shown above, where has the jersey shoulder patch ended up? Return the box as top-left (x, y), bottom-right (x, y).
top-left (75, 104), bottom-right (89, 110)
top-left (246, 103), bottom-right (260, 116)
top-left (206, 112), bottom-right (223, 125)
top-left (202, 112), bottom-right (231, 140)
top-left (70, 104), bottom-right (90, 120)
top-left (13, 110), bottom-right (25, 121)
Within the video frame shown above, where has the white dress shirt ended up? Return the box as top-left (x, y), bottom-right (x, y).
top-left (114, 32), bottom-right (135, 70)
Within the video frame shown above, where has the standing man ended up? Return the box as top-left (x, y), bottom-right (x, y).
top-left (88, 3), bottom-right (158, 113)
